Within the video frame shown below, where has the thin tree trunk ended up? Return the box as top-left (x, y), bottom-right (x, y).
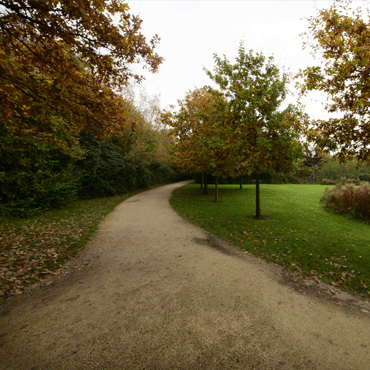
top-left (255, 172), bottom-right (261, 219)
top-left (240, 175), bottom-right (243, 189)
top-left (310, 166), bottom-right (318, 183)
top-left (203, 173), bottom-right (208, 195)
top-left (201, 172), bottom-right (204, 189)
top-left (215, 176), bottom-right (218, 202)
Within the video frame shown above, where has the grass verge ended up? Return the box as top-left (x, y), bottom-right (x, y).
top-left (0, 189), bottom-right (146, 302)
top-left (170, 183), bottom-right (370, 298)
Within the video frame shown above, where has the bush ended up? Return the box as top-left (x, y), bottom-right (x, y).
top-left (75, 135), bottom-right (130, 198)
top-left (321, 178), bottom-right (336, 185)
top-left (336, 177), bottom-right (361, 186)
top-left (321, 181), bottom-right (370, 219)
top-left (316, 158), bottom-right (370, 183)
top-left (0, 139), bottom-right (78, 218)
top-left (0, 126), bottom-right (183, 218)
top-left (359, 173), bottom-right (370, 182)
top-left (0, 165), bottom-right (77, 218)
top-left (271, 173), bottom-right (288, 184)
top-left (75, 134), bottom-right (181, 199)
top-left (0, 129), bottom-right (181, 218)
top-left (0, 116), bottom-right (85, 217)
top-left (76, 134), bottom-right (152, 198)
top-left (284, 173), bottom-right (301, 184)
top-left (149, 163), bottom-right (179, 185)
top-left (354, 182), bottom-right (370, 219)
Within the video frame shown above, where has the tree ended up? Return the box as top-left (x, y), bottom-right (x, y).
top-left (0, 0), bottom-right (162, 86)
top-left (300, 148), bottom-right (327, 182)
top-left (163, 87), bottom-right (234, 199)
top-left (297, 0), bottom-right (370, 162)
top-left (0, 0), bottom-right (163, 149)
top-left (205, 44), bottom-right (306, 218)
top-left (0, 0), bottom-right (163, 214)
top-left (163, 88), bottom-right (213, 174)
top-left (316, 156), bottom-right (370, 182)
top-left (120, 85), bottom-right (170, 166)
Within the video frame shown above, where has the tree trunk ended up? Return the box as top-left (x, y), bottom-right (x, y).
top-left (255, 172), bottom-right (262, 219)
top-left (310, 166), bottom-right (318, 182)
top-left (203, 173), bottom-right (208, 195)
top-left (201, 172), bottom-right (204, 189)
top-left (240, 175), bottom-right (243, 189)
top-left (215, 176), bottom-right (218, 202)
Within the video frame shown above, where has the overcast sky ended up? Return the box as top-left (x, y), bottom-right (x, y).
top-left (125, 1), bottom-right (364, 119)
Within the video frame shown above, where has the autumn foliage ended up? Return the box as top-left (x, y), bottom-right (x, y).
top-left (0, 0), bottom-right (170, 216)
top-left (163, 87), bottom-right (232, 177)
top-left (0, 0), bottom-right (162, 144)
top-left (298, 0), bottom-right (370, 162)
top-left (167, 44), bottom-right (306, 217)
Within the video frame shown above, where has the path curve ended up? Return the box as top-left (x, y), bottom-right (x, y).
top-left (1, 181), bottom-right (370, 369)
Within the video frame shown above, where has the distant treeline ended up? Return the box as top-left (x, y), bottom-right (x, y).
top-left (193, 158), bottom-right (370, 186)
top-left (194, 172), bottom-right (300, 185)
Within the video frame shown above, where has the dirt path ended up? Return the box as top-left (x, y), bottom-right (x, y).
top-left (1, 181), bottom-right (370, 370)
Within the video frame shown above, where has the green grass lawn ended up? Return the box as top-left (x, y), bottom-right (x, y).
top-left (170, 183), bottom-right (370, 297)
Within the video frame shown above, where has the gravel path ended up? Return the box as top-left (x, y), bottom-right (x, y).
top-left (1, 181), bottom-right (370, 370)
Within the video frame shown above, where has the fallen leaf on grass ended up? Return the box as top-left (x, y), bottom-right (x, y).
top-left (41, 269), bottom-right (56, 275)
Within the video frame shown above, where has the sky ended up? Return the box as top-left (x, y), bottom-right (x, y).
top-left (125, 1), bottom-right (364, 119)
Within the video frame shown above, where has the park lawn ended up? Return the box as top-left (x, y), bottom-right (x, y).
top-left (170, 183), bottom-right (370, 297)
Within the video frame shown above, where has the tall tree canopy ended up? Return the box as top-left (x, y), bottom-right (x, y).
top-left (163, 87), bottom-right (236, 200)
top-left (121, 87), bottom-right (170, 166)
top-left (205, 44), bottom-right (306, 218)
top-left (297, 0), bottom-right (370, 162)
top-left (163, 88), bottom-right (223, 175)
top-left (0, 0), bottom-right (163, 154)
top-left (0, 0), bottom-right (163, 214)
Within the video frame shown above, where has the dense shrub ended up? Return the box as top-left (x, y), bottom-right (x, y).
top-left (316, 158), bottom-right (370, 183)
top-left (0, 164), bottom-right (77, 217)
top-left (336, 177), bottom-right (361, 186)
top-left (321, 181), bottom-right (370, 219)
top-left (353, 183), bottom-right (370, 219)
top-left (294, 157), bottom-right (370, 184)
top-left (321, 178), bottom-right (336, 185)
top-left (76, 134), bottom-right (180, 199)
top-left (0, 130), bottom-right (78, 217)
top-left (284, 173), bottom-right (301, 184)
top-left (1, 132), bottom-right (181, 218)
top-left (76, 134), bottom-right (132, 198)
top-left (359, 173), bottom-right (370, 182)
top-left (149, 163), bottom-right (179, 184)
